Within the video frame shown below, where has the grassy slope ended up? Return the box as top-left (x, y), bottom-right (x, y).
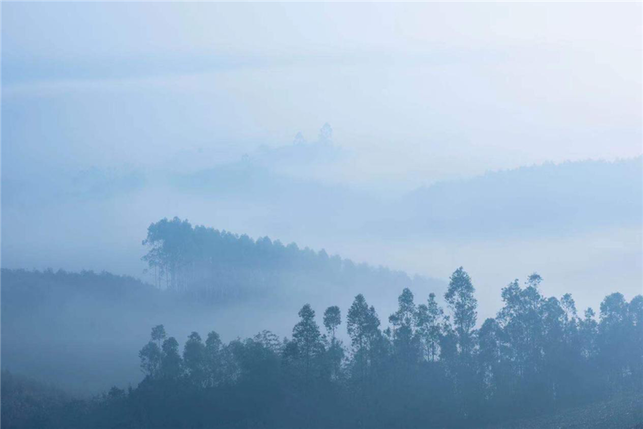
top-left (487, 394), bottom-right (643, 429)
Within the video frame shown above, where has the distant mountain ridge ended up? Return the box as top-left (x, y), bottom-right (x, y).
top-left (6, 155), bottom-right (639, 241)
top-left (171, 157), bottom-right (642, 239)
top-left (391, 157), bottom-right (643, 238)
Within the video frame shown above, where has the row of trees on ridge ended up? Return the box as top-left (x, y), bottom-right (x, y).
top-left (117, 267), bottom-right (643, 428)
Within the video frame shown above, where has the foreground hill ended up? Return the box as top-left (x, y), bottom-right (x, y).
top-left (486, 393), bottom-right (643, 429)
top-left (2, 268), bottom-right (641, 429)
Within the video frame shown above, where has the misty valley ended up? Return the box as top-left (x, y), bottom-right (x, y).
top-left (3, 3), bottom-right (643, 429)
top-left (2, 219), bottom-right (642, 429)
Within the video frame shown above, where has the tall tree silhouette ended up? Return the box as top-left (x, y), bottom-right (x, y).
top-left (445, 267), bottom-right (477, 357)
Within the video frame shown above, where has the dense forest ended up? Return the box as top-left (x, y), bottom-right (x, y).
top-left (141, 217), bottom-right (441, 300)
top-left (3, 267), bottom-right (641, 429)
top-left (1, 220), bottom-right (443, 394)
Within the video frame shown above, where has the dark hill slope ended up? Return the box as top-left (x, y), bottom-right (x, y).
top-left (486, 393), bottom-right (643, 429)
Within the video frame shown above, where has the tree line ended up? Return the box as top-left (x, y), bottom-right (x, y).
top-left (87, 268), bottom-right (642, 429)
top-left (141, 217), bottom-right (437, 301)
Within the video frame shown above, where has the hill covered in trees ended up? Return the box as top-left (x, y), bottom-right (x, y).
top-left (484, 393), bottom-right (643, 429)
top-left (392, 157), bottom-right (643, 239)
top-left (141, 217), bottom-right (441, 301)
top-left (3, 268), bottom-right (641, 429)
top-left (4, 158), bottom-right (640, 313)
top-left (1, 221), bottom-right (443, 393)
top-left (1, 269), bottom-right (160, 394)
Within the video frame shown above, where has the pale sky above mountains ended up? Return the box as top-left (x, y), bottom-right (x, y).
top-left (3, 2), bottom-right (641, 193)
top-left (2, 2), bottom-right (641, 316)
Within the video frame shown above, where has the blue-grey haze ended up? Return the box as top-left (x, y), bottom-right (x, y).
top-left (1, 2), bottom-right (642, 395)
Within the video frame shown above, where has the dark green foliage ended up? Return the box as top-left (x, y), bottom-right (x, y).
top-left (160, 337), bottom-right (182, 380)
top-left (445, 266), bottom-right (477, 357)
top-left (481, 393), bottom-right (643, 429)
top-left (323, 305), bottom-right (341, 338)
top-left (415, 292), bottom-right (445, 362)
top-left (0, 371), bottom-right (89, 429)
top-left (292, 304), bottom-right (323, 363)
top-left (138, 341), bottom-right (162, 378)
top-left (3, 267), bottom-right (642, 429)
top-left (183, 332), bottom-right (207, 386)
top-left (347, 294), bottom-right (381, 354)
top-left (139, 325), bottom-right (167, 378)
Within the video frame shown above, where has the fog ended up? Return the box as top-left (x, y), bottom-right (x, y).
top-left (1, 1), bottom-right (642, 408)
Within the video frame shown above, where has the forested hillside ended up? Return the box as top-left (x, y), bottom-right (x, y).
top-left (484, 393), bottom-right (643, 429)
top-left (141, 217), bottom-right (440, 300)
top-left (1, 222), bottom-right (443, 393)
top-left (396, 158), bottom-right (642, 238)
top-left (3, 268), bottom-right (641, 429)
top-left (4, 159), bottom-right (640, 314)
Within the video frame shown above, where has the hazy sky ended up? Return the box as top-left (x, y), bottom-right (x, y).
top-left (3, 3), bottom-right (643, 399)
top-left (2, 3), bottom-right (642, 317)
top-left (3, 2), bottom-right (641, 191)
